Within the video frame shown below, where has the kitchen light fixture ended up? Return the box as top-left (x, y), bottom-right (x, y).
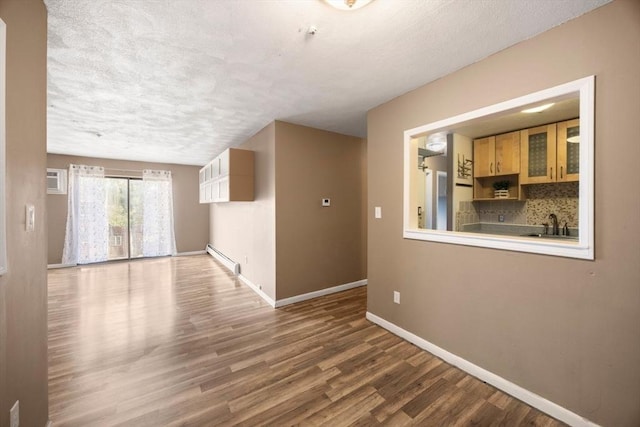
top-left (521, 103), bottom-right (555, 113)
top-left (425, 132), bottom-right (447, 152)
top-left (567, 135), bottom-right (580, 143)
top-left (325, 0), bottom-right (374, 11)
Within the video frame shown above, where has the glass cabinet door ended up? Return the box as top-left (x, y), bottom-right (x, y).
top-left (557, 119), bottom-right (580, 182)
top-left (520, 124), bottom-right (557, 184)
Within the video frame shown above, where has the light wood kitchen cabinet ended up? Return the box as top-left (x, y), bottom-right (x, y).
top-left (199, 148), bottom-right (254, 203)
top-left (520, 124), bottom-right (557, 184)
top-left (520, 121), bottom-right (580, 184)
top-left (472, 131), bottom-right (521, 200)
top-left (473, 174), bottom-right (521, 200)
top-left (473, 131), bottom-right (520, 178)
top-left (472, 119), bottom-right (578, 200)
top-left (495, 131), bottom-right (520, 175)
top-left (556, 119), bottom-right (580, 182)
top-left (473, 136), bottom-right (495, 177)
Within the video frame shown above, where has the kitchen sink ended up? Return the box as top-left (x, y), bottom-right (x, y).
top-left (520, 233), bottom-right (579, 241)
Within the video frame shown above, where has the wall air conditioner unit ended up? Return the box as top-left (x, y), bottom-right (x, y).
top-left (47, 168), bottom-right (67, 195)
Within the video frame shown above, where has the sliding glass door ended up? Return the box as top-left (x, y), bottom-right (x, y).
top-left (105, 177), bottom-right (144, 260)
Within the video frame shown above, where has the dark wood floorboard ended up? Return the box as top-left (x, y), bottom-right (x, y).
top-left (48, 255), bottom-right (566, 426)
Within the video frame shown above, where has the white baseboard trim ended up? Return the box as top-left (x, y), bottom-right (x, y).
top-left (236, 276), bottom-right (368, 310)
top-left (274, 279), bottom-right (368, 308)
top-left (47, 263), bottom-right (76, 269)
top-left (175, 250), bottom-right (206, 257)
top-left (237, 274), bottom-right (276, 307)
top-left (365, 312), bottom-right (599, 427)
top-left (47, 252), bottom-right (206, 269)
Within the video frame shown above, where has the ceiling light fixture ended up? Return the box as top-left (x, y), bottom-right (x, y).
top-left (521, 103), bottom-right (555, 113)
top-left (325, 0), bottom-right (374, 11)
top-left (425, 132), bottom-right (447, 152)
top-left (567, 135), bottom-right (580, 143)
top-left (426, 142), bottom-right (446, 152)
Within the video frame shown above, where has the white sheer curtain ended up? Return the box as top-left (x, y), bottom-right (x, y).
top-left (62, 164), bottom-right (108, 265)
top-left (142, 169), bottom-right (177, 257)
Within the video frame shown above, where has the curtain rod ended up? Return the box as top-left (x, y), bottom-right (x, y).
top-left (104, 167), bottom-right (142, 173)
top-left (103, 167), bottom-right (174, 177)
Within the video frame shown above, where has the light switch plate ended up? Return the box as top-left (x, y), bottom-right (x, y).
top-left (322, 198), bottom-right (330, 207)
top-left (374, 206), bottom-right (382, 219)
top-left (393, 291), bottom-right (400, 304)
top-left (26, 204), bottom-right (35, 232)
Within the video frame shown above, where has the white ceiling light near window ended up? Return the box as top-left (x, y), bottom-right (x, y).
top-left (521, 103), bottom-right (555, 113)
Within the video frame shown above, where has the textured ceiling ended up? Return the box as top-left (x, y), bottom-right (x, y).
top-left (45, 0), bottom-right (610, 166)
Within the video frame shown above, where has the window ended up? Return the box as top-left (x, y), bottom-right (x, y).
top-left (47, 168), bottom-right (67, 194)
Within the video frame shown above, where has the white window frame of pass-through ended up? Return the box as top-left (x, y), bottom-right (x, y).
top-left (403, 76), bottom-right (595, 260)
top-left (47, 168), bottom-right (68, 195)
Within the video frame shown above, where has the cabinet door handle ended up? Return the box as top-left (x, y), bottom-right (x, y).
top-left (490, 162), bottom-right (493, 174)
top-left (560, 166), bottom-right (564, 179)
top-left (497, 162), bottom-right (501, 173)
top-left (550, 167), bottom-right (553, 179)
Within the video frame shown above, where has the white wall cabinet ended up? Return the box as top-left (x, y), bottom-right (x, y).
top-left (199, 148), bottom-right (254, 203)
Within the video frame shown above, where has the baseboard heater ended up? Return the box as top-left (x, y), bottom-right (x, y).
top-left (206, 244), bottom-right (240, 275)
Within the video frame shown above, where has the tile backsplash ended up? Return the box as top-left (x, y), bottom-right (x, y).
top-left (456, 181), bottom-right (579, 231)
top-left (525, 182), bottom-right (578, 227)
top-left (456, 201), bottom-right (480, 231)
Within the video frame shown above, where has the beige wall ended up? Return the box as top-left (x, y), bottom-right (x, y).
top-left (210, 123), bottom-right (277, 300)
top-left (366, 1), bottom-right (640, 426)
top-left (0, 1), bottom-right (49, 426)
top-left (208, 121), bottom-right (367, 302)
top-left (47, 154), bottom-right (209, 265)
top-left (275, 121), bottom-right (367, 299)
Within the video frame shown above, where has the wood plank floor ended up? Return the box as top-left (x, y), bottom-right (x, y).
top-left (48, 255), bottom-right (565, 426)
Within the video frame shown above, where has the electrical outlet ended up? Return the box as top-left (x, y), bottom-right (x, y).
top-left (393, 291), bottom-right (400, 304)
top-left (10, 400), bottom-right (19, 427)
top-left (322, 198), bottom-right (330, 207)
top-left (498, 214), bottom-right (505, 222)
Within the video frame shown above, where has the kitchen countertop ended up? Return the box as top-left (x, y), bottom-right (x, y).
top-left (461, 222), bottom-right (579, 239)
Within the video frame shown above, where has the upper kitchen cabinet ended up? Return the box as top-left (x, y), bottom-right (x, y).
top-left (495, 131), bottom-right (520, 175)
top-left (199, 148), bottom-right (254, 203)
top-left (520, 124), bottom-right (558, 184)
top-left (556, 119), bottom-right (580, 182)
top-left (520, 121), bottom-right (580, 184)
top-left (473, 136), bottom-right (495, 177)
top-left (473, 131), bottom-right (520, 178)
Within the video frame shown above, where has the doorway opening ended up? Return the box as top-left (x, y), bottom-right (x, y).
top-left (424, 170), bottom-right (433, 229)
top-left (436, 171), bottom-right (447, 230)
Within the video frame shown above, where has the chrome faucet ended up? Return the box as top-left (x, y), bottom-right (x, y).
top-left (548, 213), bottom-right (559, 236)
